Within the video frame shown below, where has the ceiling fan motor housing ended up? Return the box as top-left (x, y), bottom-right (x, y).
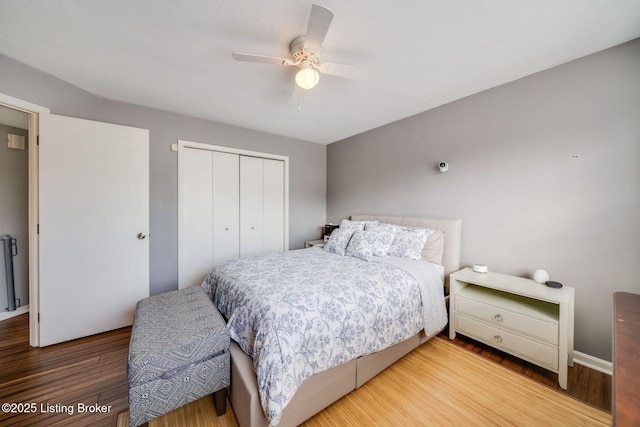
top-left (290, 36), bottom-right (320, 66)
top-left (289, 36), bottom-right (309, 56)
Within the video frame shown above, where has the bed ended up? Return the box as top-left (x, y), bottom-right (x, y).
top-left (202, 215), bottom-right (462, 427)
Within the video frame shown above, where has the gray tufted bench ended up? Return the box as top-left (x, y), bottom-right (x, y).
top-left (128, 286), bottom-right (230, 427)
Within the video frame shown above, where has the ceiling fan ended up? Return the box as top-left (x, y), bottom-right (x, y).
top-left (232, 4), bottom-right (367, 91)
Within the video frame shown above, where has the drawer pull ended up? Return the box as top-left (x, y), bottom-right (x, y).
top-left (494, 314), bottom-right (503, 322)
top-left (493, 335), bottom-right (503, 343)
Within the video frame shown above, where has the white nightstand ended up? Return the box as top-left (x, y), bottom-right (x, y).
top-left (304, 239), bottom-right (326, 248)
top-left (449, 267), bottom-right (574, 390)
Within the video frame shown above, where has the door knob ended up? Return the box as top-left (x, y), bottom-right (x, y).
top-left (137, 233), bottom-right (147, 239)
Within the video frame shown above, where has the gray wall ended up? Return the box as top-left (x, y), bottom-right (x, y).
top-left (0, 123), bottom-right (29, 310)
top-left (327, 38), bottom-right (640, 361)
top-left (0, 54), bottom-right (326, 296)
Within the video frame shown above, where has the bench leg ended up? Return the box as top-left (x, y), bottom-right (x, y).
top-left (213, 388), bottom-right (227, 416)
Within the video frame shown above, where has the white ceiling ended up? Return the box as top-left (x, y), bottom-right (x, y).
top-left (0, 1), bottom-right (639, 145)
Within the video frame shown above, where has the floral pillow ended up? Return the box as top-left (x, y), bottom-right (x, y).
top-left (324, 228), bottom-right (355, 256)
top-left (364, 223), bottom-right (398, 257)
top-left (388, 227), bottom-right (433, 260)
top-left (345, 230), bottom-right (374, 260)
top-left (340, 219), bottom-right (378, 232)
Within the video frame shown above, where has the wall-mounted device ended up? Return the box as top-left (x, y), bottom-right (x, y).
top-left (438, 161), bottom-right (449, 172)
top-left (7, 134), bottom-right (26, 150)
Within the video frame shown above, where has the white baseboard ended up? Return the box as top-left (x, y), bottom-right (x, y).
top-left (0, 304), bottom-right (29, 322)
top-left (573, 351), bottom-right (612, 376)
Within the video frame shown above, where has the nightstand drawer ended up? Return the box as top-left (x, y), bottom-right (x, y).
top-left (455, 314), bottom-right (559, 370)
top-left (456, 294), bottom-right (559, 344)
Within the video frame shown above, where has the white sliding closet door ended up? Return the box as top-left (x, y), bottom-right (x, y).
top-left (240, 156), bottom-right (285, 258)
top-left (263, 159), bottom-right (285, 254)
top-left (178, 141), bottom-right (288, 289)
top-left (179, 148), bottom-right (213, 289)
top-left (212, 151), bottom-right (239, 265)
top-left (240, 156), bottom-right (264, 258)
top-left (179, 148), bottom-right (240, 289)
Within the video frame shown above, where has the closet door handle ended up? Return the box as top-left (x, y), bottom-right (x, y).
top-left (137, 233), bottom-right (147, 240)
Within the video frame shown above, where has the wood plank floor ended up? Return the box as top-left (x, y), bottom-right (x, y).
top-left (0, 313), bottom-right (611, 426)
top-left (437, 327), bottom-right (612, 412)
top-left (300, 337), bottom-right (609, 427)
top-left (0, 313), bottom-right (130, 427)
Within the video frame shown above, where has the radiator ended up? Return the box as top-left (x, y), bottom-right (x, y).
top-left (1, 235), bottom-right (17, 312)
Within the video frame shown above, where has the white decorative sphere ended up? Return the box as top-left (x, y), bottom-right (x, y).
top-left (533, 269), bottom-right (550, 284)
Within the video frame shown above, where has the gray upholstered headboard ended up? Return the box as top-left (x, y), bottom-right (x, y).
top-left (351, 214), bottom-right (462, 279)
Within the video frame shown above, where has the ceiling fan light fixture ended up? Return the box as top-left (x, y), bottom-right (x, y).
top-left (295, 62), bottom-right (319, 89)
top-left (232, 5), bottom-right (365, 97)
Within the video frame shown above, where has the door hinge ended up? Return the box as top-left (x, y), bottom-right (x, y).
top-left (37, 224), bottom-right (40, 234)
top-left (38, 313), bottom-right (40, 323)
top-left (37, 135), bottom-right (40, 145)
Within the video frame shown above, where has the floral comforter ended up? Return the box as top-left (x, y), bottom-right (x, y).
top-left (201, 247), bottom-right (447, 426)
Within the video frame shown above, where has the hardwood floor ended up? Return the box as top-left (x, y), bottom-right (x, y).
top-left (0, 313), bottom-right (611, 427)
top-left (436, 328), bottom-right (612, 413)
top-left (0, 313), bottom-right (130, 427)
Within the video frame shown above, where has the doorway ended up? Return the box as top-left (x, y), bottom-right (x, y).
top-left (0, 93), bottom-right (49, 346)
top-left (1, 93), bottom-right (150, 347)
top-left (0, 104), bottom-right (29, 322)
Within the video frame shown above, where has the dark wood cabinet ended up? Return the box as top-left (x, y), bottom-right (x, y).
top-left (613, 292), bottom-right (640, 426)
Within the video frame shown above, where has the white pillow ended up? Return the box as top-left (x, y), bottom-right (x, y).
top-left (324, 228), bottom-right (355, 256)
top-left (423, 229), bottom-right (445, 265)
top-left (388, 227), bottom-right (433, 260)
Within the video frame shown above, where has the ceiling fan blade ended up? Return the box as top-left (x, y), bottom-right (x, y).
top-left (318, 62), bottom-right (368, 80)
top-left (232, 52), bottom-right (289, 66)
top-left (303, 4), bottom-right (334, 54)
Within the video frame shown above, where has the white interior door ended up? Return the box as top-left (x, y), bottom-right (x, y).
top-left (38, 113), bottom-right (149, 346)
